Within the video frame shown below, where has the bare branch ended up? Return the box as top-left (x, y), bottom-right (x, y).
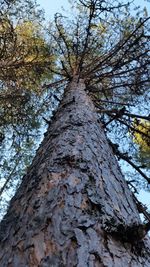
top-left (109, 141), bottom-right (150, 184)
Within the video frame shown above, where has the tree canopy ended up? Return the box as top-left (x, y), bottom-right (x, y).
top-left (0, 0), bottom-right (150, 220)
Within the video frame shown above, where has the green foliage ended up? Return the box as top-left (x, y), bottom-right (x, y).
top-left (0, 0), bottom-right (54, 140)
top-left (0, 19), bottom-right (53, 92)
top-left (0, 0), bottom-right (56, 218)
top-left (131, 119), bottom-right (150, 168)
top-left (132, 119), bottom-right (150, 153)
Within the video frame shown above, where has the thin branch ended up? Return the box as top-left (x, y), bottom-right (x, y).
top-left (85, 17), bottom-right (150, 76)
top-left (116, 118), bottom-right (150, 140)
top-left (123, 112), bottom-right (150, 121)
top-left (78, 1), bottom-right (96, 72)
top-left (55, 14), bottom-right (73, 73)
top-left (42, 78), bottom-right (67, 89)
top-left (132, 193), bottom-right (150, 222)
top-left (99, 108), bottom-right (150, 121)
top-left (104, 107), bottom-right (126, 126)
top-left (0, 157), bottom-right (20, 197)
top-left (95, 99), bottom-right (134, 106)
top-left (109, 141), bottom-right (150, 184)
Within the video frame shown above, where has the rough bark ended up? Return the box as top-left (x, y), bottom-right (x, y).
top-left (0, 77), bottom-right (150, 267)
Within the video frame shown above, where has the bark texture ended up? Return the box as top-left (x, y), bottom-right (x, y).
top-left (0, 77), bottom-right (150, 266)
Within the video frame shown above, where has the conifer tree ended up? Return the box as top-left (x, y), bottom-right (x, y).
top-left (0, 0), bottom-right (150, 266)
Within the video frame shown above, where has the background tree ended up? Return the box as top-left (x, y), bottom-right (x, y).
top-left (130, 119), bottom-right (150, 169)
top-left (0, 0), bottom-right (57, 217)
top-left (0, 0), bottom-right (150, 265)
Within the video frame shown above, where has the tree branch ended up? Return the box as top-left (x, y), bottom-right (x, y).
top-left (109, 141), bottom-right (150, 184)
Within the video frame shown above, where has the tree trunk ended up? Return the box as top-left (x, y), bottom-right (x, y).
top-left (0, 77), bottom-right (150, 267)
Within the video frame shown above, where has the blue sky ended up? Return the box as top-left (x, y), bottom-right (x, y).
top-left (37, 0), bottom-right (70, 18)
top-left (36, 0), bottom-right (150, 208)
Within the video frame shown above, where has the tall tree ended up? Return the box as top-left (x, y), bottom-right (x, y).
top-left (0, 0), bottom-right (150, 265)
